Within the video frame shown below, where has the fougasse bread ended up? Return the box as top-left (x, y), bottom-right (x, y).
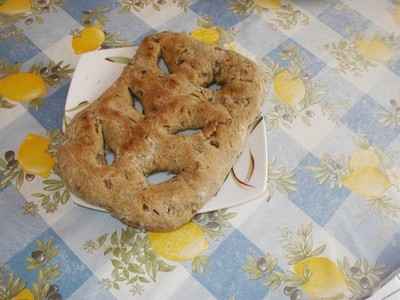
top-left (56, 32), bottom-right (265, 231)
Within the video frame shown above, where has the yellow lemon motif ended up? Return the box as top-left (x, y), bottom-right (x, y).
top-left (72, 26), bottom-right (105, 55)
top-left (0, 72), bottom-right (47, 102)
top-left (148, 222), bottom-right (208, 261)
top-left (342, 167), bottom-right (391, 199)
top-left (12, 288), bottom-right (34, 300)
top-left (349, 148), bottom-right (381, 172)
top-left (191, 27), bottom-right (221, 45)
top-left (293, 257), bottom-right (346, 299)
top-left (17, 133), bottom-right (55, 178)
top-left (254, 0), bottom-right (281, 9)
top-left (355, 37), bottom-right (394, 63)
top-left (273, 70), bottom-right (306, 106)
top-left (0, 0), bottom-right (31, 15)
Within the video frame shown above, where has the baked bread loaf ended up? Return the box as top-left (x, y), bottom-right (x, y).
top-left (57, 32), bottom-right (265, 231)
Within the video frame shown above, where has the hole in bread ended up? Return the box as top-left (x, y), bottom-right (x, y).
top-left (105, 149), bottom-right (115, 165)
top-left (210, 140), bottom-right (220, 148)
top-left (207, 81), bottom-right (221, 91)
top-left (143, 203), bottom-right (149, 211)
top-left (128, 88), bottom-right (144, 114)
top-left (152, 209), bottom-right (160, 216)
top-left (158, 56), bottom-right (170, 75)
top-left (176, 128), bottom-right (202, 136)
top-left (146, 171), bottom-right (176, 185)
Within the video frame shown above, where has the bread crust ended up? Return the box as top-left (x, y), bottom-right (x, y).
top-left (57, 32), bottom-right (265, 231)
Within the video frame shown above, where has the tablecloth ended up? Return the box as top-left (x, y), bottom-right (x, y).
top-left (1, 1), bottom-right (400, 299)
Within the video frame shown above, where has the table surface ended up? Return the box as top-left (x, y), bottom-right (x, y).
top-left (1, 1), bottom-right (400, 299)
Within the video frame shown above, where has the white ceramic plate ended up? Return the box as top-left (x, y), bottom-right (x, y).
top-left (64, 47), bottom-right (269, 213)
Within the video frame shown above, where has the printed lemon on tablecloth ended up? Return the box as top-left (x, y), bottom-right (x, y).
top-left (191, 27), bottom-right (221, 45)
top-left (72, 25), bottom-right (106, 54)
top-left (149, 222), bottom-right (208, 261)
top-left (342, 167), bottom-right (391, 199)
top-left (11, 288), bottom-right (34, 300)
top-left (0, 72), bottom-right (47, 102)
top-left (17, 133), bottom-right (55, 178)
top-left (0, 0), bottom-right (31, 15)
top-left (254, 0), bottom-right (281, 9)
top-left (293, 256), bottom-right (347, 299)
top-left (342, 148), bottom-right (391, 199)
top-left (355, 37), bottom-right (394, 63)
top-left (273, 70), bottom-right (306, 106)
top-left (348, 148), bottom-right (381, 171)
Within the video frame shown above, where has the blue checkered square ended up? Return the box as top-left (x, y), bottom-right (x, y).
top-left (27, 82), bottom-right (70, 130)
top-left (68, 275), bottom-right (116, 300)
top-left (342, 95), bottom-right (400, 148)
top-left (377, 230), bottom-right (400, 279)
top-left (268, 128), bottom-right (308, 171)
top-left (62, 0), bottom-right (119, 25)
top-left (157, 9), bottom-right (199, 32)
top-left (15, 8), bottom-right (79, 50)
top-left (0, 185), bottom-right (49, 263)
top-left (0, 112), bottom-right (46, 152)
top-left (326, 193), bottom-right (399, 263)
top-left (190, 0), bottom-right (248, 28)
top-left (265, 38), bottom-right (326, 78)
top-left (313, 66), bottom-right (364, 118)
top-left (105, 8), bottom-right (154, 44)
top-left (6, 228), bottom-right (93, 299)
top-left (289, 153), bottom-right (350, 226)
top-left (190, 230), bottom-right (268, 300)
top-left (235, 14), bottom-right (287, 58)
top-left (318, 1), bottom-right (371, 38)
top-left (0, 28), bottom-right (41, 63)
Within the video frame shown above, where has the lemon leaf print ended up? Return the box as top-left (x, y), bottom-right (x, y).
top-left (230, 0), bottom-right (309, 30)
top-left (379, 98), bottom-right (400, 128)
top-left (243, 254), bottom-right (277, 280)
top-left (0, 266), bottom-right (26, 299)
top-left (0, 59), bottom-right (20, 75)
top-left (280, 223), bottom-right (327, 265)
top-left (307, 154), bottom-right (349, 189)
top-left (193, 208), bottom-right (237, 240)
top-left (83, 227), bottom-right (176, 296)
top-left (326, 33), bottom-right (399, 75)
top-left (268, 158), bottom-right (297, 195)
top-left (338, 257), bottom-right (385, 299)
top-left (1, 240), bottom-right (62, 300)
top-left (29, 178), bottom-right (71, 215)
top-left (23, 239), bottom-right (62, 300)
top-left (119, 0), bottom-right (189, 13)
top-left (192, 255), bottom-right (209, 273)
top-left (81, 6), bottom-right (110, 27)
top-left (270, 3), bottom-right (309, 30)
